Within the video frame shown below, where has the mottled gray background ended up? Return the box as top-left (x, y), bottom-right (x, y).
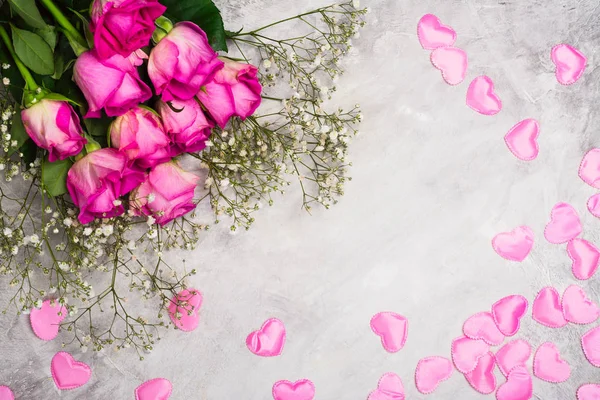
top-left (2, 0), bottom-right (600, 398)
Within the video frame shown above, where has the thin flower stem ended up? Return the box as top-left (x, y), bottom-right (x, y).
top-left (38, 0), bottom-right (88, 50)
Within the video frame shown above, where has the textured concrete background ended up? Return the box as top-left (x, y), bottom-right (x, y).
top-left (2, 0), bottom-right (600, 398)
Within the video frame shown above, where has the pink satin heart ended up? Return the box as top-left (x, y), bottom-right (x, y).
top-left (568, 238), bottom-right (600, 280)
top-left (580, 149), bottom-right (600, 188)
top-left (492, 295), bottom-right (528, 336)
top-left (466, 76), bottom-right (502, 115)
top-left (370, 312), bottom-right (408, 353)
top-left (462, 312), bottom-right (505, 345)
top-left (464, 352), bottom-right (496, 394)
top-left (135, 378), bottom-right (172, 400)
top-left (544, 203), bottom-right (582, 244)
top-left (504, 119), bottom-right (540, 161)
top-left (532, 287), bottom-right (567, 328)
top-left (0, 386), bottom-right (14, 400)
top-left (496, 339), bottom-right (532, 377)
top-left (246, 318), bottom-right (286, 357)
top-left (496, 366), bottom-right (533, 400)
top-left (168, 288), bottom-right (202, 332)
top-left (551, 44), bottom-right (586, 85)
top-left (50, 351), bottom-right (91, 390)
top-left (578, 384), bottom-right (600, 400)
top-left (533, 342), bottom-right (570, 383)
top-left (415, 356), bottom-right (453, 394)
top-left (562, 285), bottom-right (600, 325)
top-left (582, 326), bottom-right (600, 367)
top-left (30, 299), bottom-right (66, 341)
top-left (272, 380), bottom-right (315, 400)
top-left (430, 46), bottom-right (468, 86)
top-left (587, 194), bottom-right (600, 218)
top-left (492, 226), bottom-right (534, 262)
top-left (367, 372), bottom-right (405, 400)
top-left (451, 336), bottom-right (490, 374)
top-left (417, 14), bottom-right (456, 50)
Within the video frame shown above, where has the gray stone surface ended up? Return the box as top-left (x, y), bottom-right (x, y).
top-left (2, 0), bottom-right (600, 398)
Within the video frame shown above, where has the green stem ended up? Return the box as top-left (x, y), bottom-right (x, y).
top-left (38, 0), bottom-right (87, 48)
top-left (232, 6), bottom-right (334, 36)
top-left (0, 25), bottom-right (39, 91)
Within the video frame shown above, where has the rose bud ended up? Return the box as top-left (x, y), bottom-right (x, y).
top-left (156, 98), bottom-right (213, 155)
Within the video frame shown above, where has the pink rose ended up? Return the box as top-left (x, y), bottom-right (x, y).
top-left (67, 148), bottom-right (145, 224)
top-left (156, 98), bottom-right (213, 155)
top-left (21, 99), bottom-right (86, 162)
top-left (90, 0), bottom-right (166, 59)
top-left (130, 161), bottom-right (199, 226)
top-left (109, 106), bottom-right (171, 168)
top-left (148, 22), bottom-right (223, 102)
top-left (74, 49), bottom-right (152, 118)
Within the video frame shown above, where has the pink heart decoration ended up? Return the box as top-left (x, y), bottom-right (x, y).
top-left (492, 295), bottom-right (528, 336)
top-left (551, 44), bottom-right (586, 85)
top-left (504, 119), bottom-right (540, 161)
top-left (466, 75), bottom-right (502, 115)
top-left (544, 202), bottom-right (582, 244)
top-left (587, 194), bottom-right (600, 218)
top-left (533, 342), bottom-right (570, 383)
top-left (430, 46), bottom-right (468, 86)
top-left (414, 356), bottom-right (453, 394)
top-left (580, 149), bottom-right (600, 188)
top-left (464, 352), bottom-right (496, 394)
top-left (492, 226), bottom-right (534, 262)
top-left (50, 351), bottom-right (92, 390)
top-left (367, 372), bottom-right (405, 400)
top-left (370, 312), bottom-right (408, 353)
top-left (562, 285), bottom-right (600, 325)
top-left (451, 336), bottom-right (490, 374)
top-left (582, 325), bottom-right (600, 367)
top-left (495, 339), bottom-right (532, 377)
top-left (168, 288), bottom-right (203, 332)
top-left (272, 380), bottom-right (315, 400)
top-left (0, 386), bottom-right (14, 400)
top-left (568, 238), bottom-right (600, 280)
top-left (135, 378), bottom-right (172, 400)
top-left (462, 312), bottom-right (505, 345)
top-left (532, 287), bottom-right (567, 328)
top-left (29, 299), bottom-right (66, 341)
top-left (578, 384), bottom-right (600, 400)
top-left (246, 318), bottom-right (286, 357)
top-left (496, 366), bottom-right (533, 400)
top-left (417, 14), bottom-right (456, 50)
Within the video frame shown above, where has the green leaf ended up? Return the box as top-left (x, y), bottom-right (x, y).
top-left (43, 92), bottom-right (81, 106)
top-left (42, 156), bottom-right (72, 197)
top-left (35, 25), bottom-right (57, 50)
top-left (0, 40), bottom-right (25, 101)
top-left (7, 110), bottom-right (28, 156)
top-left (7, 0), bottom-right (47, 29)
top-left (161, 0), bottom-right (228, 52)
top-left (11, 25), bottom-right (54, 75)
top-left (83, 116), bottom-right (111, 148)
top-left (69, 8), bottom-right (94, 48)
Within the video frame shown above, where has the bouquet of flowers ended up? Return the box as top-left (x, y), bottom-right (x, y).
top-left (0, 0), bottom-right (366, 356)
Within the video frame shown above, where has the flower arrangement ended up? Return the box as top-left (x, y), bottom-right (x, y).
top-left (0, 0), bottom-right (366, 357)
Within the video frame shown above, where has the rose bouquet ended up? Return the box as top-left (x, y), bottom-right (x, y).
top-left (0, 0), bottom-right (366, 356)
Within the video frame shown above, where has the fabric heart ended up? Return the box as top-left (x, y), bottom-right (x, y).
top-left (246, 318), bottom-right (286, 357)
top-left (568, 238), bottom-right (600, 280)
top-left (544, 203), bottom-right (582, 244)
top-left (578, 384), bottom-right (600, 400)
top-left (272, 379), bottom-right (315, 400)
top-left (532, 287), bottom-right (567, 328)
top-left (168, 288), bottom-right (203, 332)
top-left (504, 119), bottom-right (540, 161)
top-left (496, 366), bottom-right (533, 400)
top-left (492, 295), bottom-right (528, 336)
top-left (135, 378), bottom-right (172, 400)
top-left (533, 342), bottom-right (570, 383)
top-left (580, 148), bottom-right (600, 188)
top-left (451, 336), bottom-right (490, 373)
top-left (492, 226), bottom-right (534, 262)
top-left (562, 285), bottom-right (600, 325)
top-left (466, 75), bottom-right (502, 115)
top-left (30, 299), bottom-right (66, 341)
top-left (496, 339), bottom-right (532, 377)
top-left (430, 46), bottom-right (468, 86)
top-left (0, 386), bottom-right (14, 400)
top-left (50, 351), bottom-right (92, 390)
top-left (582, 325), bottom-right (600, 367)
top-left (414, 356), bottom-right (453, 394)
top-left (462, 312), bottom-right (505, 345)
top-left (551, 43), bottom-right (586, 85)
top-left (464, 352), bottom-right (496, 394)
top-left (367, 372), bottom-right (405, 400)
top-left (370, 312), bottom-right (408, 353)
top-left (587, 194), bottom-right (600, 218)
top-left (417, 14), bottom-right (456, 50)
